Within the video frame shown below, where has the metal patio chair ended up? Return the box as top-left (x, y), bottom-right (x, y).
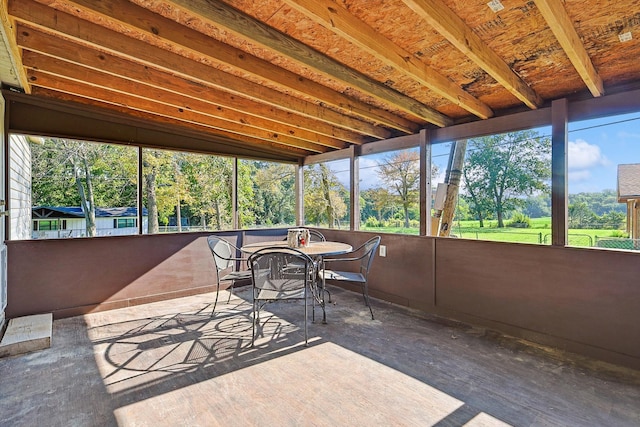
top-left (207, 235), bottom-right (252, 313)
top-left (249, 247), bottom-right (317, 346)
top-left (321, 236), bottom-right (381, 320)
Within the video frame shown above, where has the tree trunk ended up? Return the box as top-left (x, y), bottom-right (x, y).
top-left (403, 204), bottom-right (410, 228)
top-left (75, 156), bottom-right (96, 237)
top-left (144, 169), bottom-right (159, 234)
top-left (320, 165), bottom-right (335, 228)
top-left (214, 199), bottom-right (222, 230)
top-left (176, 198), bottom-right (182, 232)
top-left (496, 200), bottom-right (505, 228)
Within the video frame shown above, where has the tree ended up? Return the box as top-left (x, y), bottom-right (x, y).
top-left (249, 161), bottom-right (295, 226)
top-left (568, 202), bottom-right (595, 229)
top-left (461, 131), bottom-right (551, 228)
top-left (377, 150), bottom-right (420, 228)
top-left (31, 138), bottom-right (137, 236)
top-left (360, 187), bottom-right (394, 222)
top-left (304, 163), bottom-right (347, 228)
top-left (180, 153), bottom-right (233, 230)
top-left (142, 149), bottom-right (179, 233)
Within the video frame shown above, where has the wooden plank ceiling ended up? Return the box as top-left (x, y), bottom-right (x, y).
top-left (2, 0), bottom-right (639, 160)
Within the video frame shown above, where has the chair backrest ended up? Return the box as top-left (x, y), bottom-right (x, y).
top-left (359, 236), bottom-right (381, 277)
top-left (309, 230), bottom-right (326, 242)
top-left (249, 247), bottom-right (313, 298)
top-left (207, 235), bottom-right (236, 271)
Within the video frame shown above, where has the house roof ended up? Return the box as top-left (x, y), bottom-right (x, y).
top-left (33, 207), bottom-right (148, 219)
top-left (2, 0), bottom-right (640, 160)
top-left (618, 164), bottom-right (640, 202)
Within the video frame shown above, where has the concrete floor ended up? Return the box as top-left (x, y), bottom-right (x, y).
top-left (1, 286), bottom-right (639, 427)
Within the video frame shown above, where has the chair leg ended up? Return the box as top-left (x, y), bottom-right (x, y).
top-left (304, 293), bottom-right (308, 346)
top-left (227, 282), bottom-right (234, 303)
top-left (252, 299), bottom-right (257, 347)
top-left (324, 287), bottom-right (332, 303)
top-left (212, 279), bottom-right (221, 315)
top-left (362, 283), bottom-right (374, 320)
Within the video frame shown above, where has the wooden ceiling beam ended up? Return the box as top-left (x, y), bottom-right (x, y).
top-left (24, 68), bottom-right (328, 154)
top-left (0, 1), bottom-right (30, 92)
top-left (28, 0), bottom-right (413, 135)
top-left (533, 0), bottom-right (604, 97)
top-left (166, 0), bottom-right (452, 127)
top-left (29, 87), bottom-right (309, 160)
top-left (21, 51), bottom-right (339, 152)
top-left (283, 0), bottom-right (493, 120)
top-left (17, 27), bottom-right (352, 149)
top-left (9, 0), bottom-right (392, 139)
top-left (401, 0), bottom-right (544, 109)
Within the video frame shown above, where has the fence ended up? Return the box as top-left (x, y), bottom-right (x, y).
top-left (594, 237), bottom-right (640, 251)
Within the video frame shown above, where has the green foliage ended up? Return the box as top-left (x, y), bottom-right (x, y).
top-left (610, 229), bottom-right (629, 238)
top-left (303, 163), bottom-right (348, 228)
top-left (508, 212), bottom-right (531, 228)
top-left (364, 216), bottom-right (382, 228)
top-left (243, 160), bottom-right (295, 228)
top-left (461, 130), bottom-right (551, 228)
top-left (377, 149), bottom-right (420, 228)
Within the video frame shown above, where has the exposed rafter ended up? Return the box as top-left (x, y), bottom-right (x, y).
top-left (283, 0), bottom-right (493, 119)
top-left (10, 0), bottom-right (390, 153)
top-left (167, 0), bottom-right (452, 127)
top-left (17, 27), bottom-right (356, 148)
top-left (401, 0), bottom-right (543, 109)
top-left (533, 0), bottom-right (604, 97)
top-left (33, 0), bottom-right (417, 134)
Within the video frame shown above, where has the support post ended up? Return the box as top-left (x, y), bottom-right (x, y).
top-left (295, 160), bottom-right (304, 226)
top-left (232, 157), bottom-right (238, 229)
top-left (350, 145), bottom-right (360, 231)
top-left (420, 129), bottom-right (431, 236)
top-left (551, 98), bottom-right (568, 246)
top-left (137, 146), bottom-right (143, 235)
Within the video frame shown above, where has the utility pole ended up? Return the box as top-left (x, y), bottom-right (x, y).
top-left (439, 140), bottom-right (467, 237)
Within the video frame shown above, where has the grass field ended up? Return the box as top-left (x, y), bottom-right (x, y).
top-left (361, 217), bottom-right (629, 248)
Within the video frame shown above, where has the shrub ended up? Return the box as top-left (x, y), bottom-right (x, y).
top-left (508, 212), bottom-right (531, 228)
top-left (364, 216), bottom-right (381, 228)
top-left (610, 229), bottom-right (629, 238)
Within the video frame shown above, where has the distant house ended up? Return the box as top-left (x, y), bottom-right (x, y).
top-left (32, 207), bottom-right (148, 239)
top-left (617, 164), bottom-right (640, 240)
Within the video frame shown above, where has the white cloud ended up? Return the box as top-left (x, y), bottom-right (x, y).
top-left (568, 169), bottom-right (591, 182)
top-left (617, 130), bottom-right (640, 139)
top-left (568, 139), bottom-right (609, 170)
top-left (359, 157), bottom-right (382, 190)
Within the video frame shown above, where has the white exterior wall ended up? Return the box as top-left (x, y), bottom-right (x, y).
top-left (34, 216), bottom-right (147, 239)
top-left (8, 134), bottom-right (32, 240)
top-left (0, 96), bottom-right (6, 330)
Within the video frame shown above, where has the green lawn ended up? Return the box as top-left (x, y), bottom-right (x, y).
top-left (361, 217), bottom-right (629, 247)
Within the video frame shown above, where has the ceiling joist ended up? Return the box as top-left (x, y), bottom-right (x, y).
top-left (283, 0), bottom-right (494, 120)
top-left (533, 0), bottom-right (605, 97)
top-left (167, 0), bottom-right (452, 127)
top-left (401, 0), bottom-right (543, 109)
top-left (35, 0), bottom-right (418, 134)
top-left (17, 27), bottom-right (355, 149)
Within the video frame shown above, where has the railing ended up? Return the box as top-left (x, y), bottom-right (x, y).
top-left (32, 227), bottom-right (140, 239)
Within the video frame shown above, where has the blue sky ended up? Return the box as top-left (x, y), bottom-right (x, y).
top-left (325, 111), bottom-right (640, 195)
top-left (567, 112), bottom-right (640, 193)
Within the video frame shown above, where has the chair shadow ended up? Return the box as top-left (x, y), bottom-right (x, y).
top-left (89, 287), bottom-right (322, 408)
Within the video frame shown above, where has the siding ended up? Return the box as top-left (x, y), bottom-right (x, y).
top-left (9, 134), bottom-right (31, 240)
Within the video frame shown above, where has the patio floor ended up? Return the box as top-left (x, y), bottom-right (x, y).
top-left (1, 286), bottom-right (639, 427)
